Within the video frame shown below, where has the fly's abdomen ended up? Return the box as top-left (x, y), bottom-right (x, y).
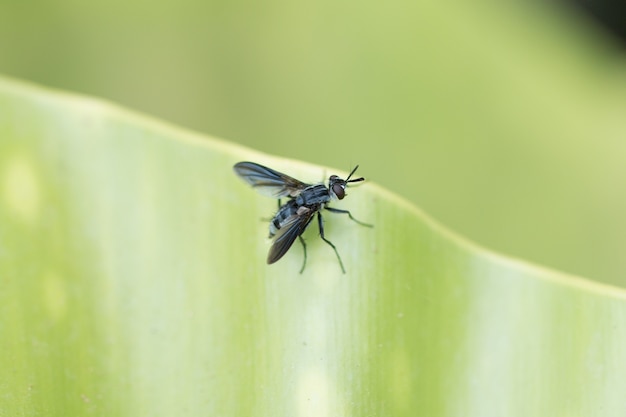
top-left (269, 200), bottom-right (298, 237)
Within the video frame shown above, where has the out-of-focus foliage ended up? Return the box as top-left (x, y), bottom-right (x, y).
top-left (2, 76), bottom-right (626, 417)
top-left (0, 0), bottom-right (625, 286)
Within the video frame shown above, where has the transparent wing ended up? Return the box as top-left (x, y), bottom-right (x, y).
top-left (267, 210), bottom-right (315, 264)
top-left (233, 161), bottom-right (310, 198)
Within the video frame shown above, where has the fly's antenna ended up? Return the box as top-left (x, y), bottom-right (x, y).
top-left (346, 165), bottom-right (365, 184)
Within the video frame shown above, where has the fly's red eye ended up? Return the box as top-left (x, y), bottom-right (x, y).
top-left (333, 183), bottom-right (345, 199)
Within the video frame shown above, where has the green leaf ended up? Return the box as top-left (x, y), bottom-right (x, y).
top-left (2, 76), bottom-right (626, 416)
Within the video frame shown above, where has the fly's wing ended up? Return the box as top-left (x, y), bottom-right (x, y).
top-left (233, 161), bottom-right (310, 198)
top-left (267, 209), bottom-right (315, 264)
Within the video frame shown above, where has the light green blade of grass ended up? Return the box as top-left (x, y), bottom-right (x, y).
top-left (2, 76), bottom-right (626, 416)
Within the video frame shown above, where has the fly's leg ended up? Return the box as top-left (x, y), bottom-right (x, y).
top-left (317, 212), bottom-right (346, 274)
top-left (262, 199), bottom-right (284, 224)
top-left (261, 199), bottom-right (282, 223)
top-left (298, 235), bottom-right (307, 274)
top-left (325, 207), bottom-right (373, 228)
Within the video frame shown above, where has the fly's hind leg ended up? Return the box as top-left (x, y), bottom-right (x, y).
top-left (298, 235), bottom-right (307, 274)
top-left (317, 212), bottom-right (346, 274)
top-left (325, 207), bottom-right (373, 228)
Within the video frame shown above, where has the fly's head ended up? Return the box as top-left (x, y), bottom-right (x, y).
top-left (328, 165), bottom-right (365, 200)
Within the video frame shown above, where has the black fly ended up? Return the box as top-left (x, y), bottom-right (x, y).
top-left (233, 161), bottom-right (372, 273)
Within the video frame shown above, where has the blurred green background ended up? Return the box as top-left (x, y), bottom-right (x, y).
top-left (1, 0), bottom-right (625, 286)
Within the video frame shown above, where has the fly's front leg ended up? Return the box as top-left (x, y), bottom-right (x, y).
top-left (317, 212), bottom-right (346, 274)
top-left (325, 207), bottom-right (373, 228)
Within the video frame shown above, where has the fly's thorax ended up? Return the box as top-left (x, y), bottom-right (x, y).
top-left (295, 184), bottom-right (331, 206)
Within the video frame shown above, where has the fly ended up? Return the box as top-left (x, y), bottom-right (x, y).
top-left (233, 161), bottom-right (373, 273)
